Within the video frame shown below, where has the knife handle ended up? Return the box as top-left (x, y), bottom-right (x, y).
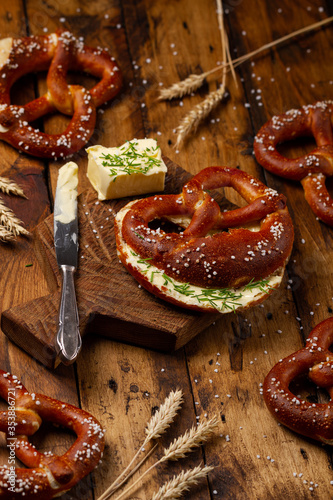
top-left (56, 264), bottom-right (82, 365)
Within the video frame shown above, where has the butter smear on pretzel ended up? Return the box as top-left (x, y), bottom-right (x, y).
top-left (87, 139), bottom-right (167, 200)
top-left (115, 166), bottom-right (294, 313)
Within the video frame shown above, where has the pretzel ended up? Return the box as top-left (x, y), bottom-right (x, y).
top-left (0, 369), bottom-right (104, 498)
top-left (263, 317), bottom-right (333, 444)
top-left (254, 101), bottom-right (333, 226)
top-left (0, 30), bottom-right (122, 158)
top-left (115, 166), bottom-right (294, 312)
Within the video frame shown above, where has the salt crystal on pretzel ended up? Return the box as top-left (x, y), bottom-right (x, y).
top-left (254, 101), bottom-right (333, 226)
top-left (114, 166), bottom-right (294, 313)
top-left (0, 30), bottom-right (122, 158)
top-left (0, 369), bottom-right (104, 498)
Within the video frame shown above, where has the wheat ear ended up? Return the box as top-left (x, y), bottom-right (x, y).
top-left (113, 416), bottom-right (219, 500)
top-left (175, 0), bottom-right (234, 148)
top-left (175, 86), bottom-right (226, 148)
top-left (159, 71), bottom-right (213, 100)
top-left (0, 197), bottom-right (29, 238)
top-left (152, 464), bottom-right (215, 500)
top-left (0, 223), bottom-right (15, 242)
top-left (0, 176), bottom-right (27, 198)
top-left (97, 389), bottom-right (184, 500)
top-left (161, 415), bottom-right (219, 462)
top-left (145, 388), bottom-right (184, 440)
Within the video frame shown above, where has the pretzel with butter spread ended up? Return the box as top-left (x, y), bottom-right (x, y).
top-left (115, 166), bottom-right (294, 313)
top-left (0, 369), bottom-right (104, 498)
top-left (0, 30), bottom-right (122, 158)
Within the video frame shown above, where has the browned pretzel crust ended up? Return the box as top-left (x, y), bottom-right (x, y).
top-left (115, 166), bottom-right (294, 312)
top-left (0, 31), bottom-right (122, 158)
top-left (0, 369), bottom-right (104, 498)
top-left (263, 318), bottom-right (333, 444)
top-left (254, 101), bottom-right (333, 226)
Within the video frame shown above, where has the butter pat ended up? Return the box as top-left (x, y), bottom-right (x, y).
top-left (54, 161), bottom-right (78, 224)
top-left (0, 37), bottom-right (13, 70)
top-left (86, 139), bottom-right (167, 200)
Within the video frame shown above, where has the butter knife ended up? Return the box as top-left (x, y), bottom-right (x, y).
top-left (54, 162), bottom-right (82, 365)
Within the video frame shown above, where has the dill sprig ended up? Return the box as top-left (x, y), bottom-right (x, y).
top-left (129, 251), bottom-right (273, 312)
top-left (194, 287), bottom-right (243, 311)
top-left (243, 277), bottom-right (271, 294)
top-left (133, 231), bottom-right (145, 240)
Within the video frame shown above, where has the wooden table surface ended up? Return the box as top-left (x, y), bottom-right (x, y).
top-left (0, 0), bottom-right (333, 498)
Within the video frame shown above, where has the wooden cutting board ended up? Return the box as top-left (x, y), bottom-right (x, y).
top-left (1, 158), bottom-right (221, 368)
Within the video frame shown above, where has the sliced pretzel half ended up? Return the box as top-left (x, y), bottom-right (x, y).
top-left (115, 166), bottom-right (294, 313)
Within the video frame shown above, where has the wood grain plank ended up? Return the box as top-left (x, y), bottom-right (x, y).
top-left (79, 337), bottom-right (212, 499)
top-left (0, 0), bottom-right (332, 498)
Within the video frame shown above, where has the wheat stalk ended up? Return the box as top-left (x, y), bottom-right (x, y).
top-left (231, 15), bottom-right (333, 71)
top-left (105, 443), bottom-right (159, 497)
top-left (0, 196), bottom-right (29, 239)
top-left (97, 389), bottom-right (184, 500)
top-left (216, 0), bottom-right (236, 86)
top-left (160, 15), bottom-right (333, 146)
top-left (161, 16), bottom-right (333, 100)
top-left (0, 176), bottom-right (26, 198)
top-left (113, 415), bottom-right (219, 500)
top-left (160, 0), bottom-right (236, 103)
top-left (151, 464), bottom-right (215, 500)
top-left (175, 0), bottom-right (234, 148)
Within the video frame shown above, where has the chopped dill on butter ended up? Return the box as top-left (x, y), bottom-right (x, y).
top-left (127, 250), bottom-right (274, 312)
top-left (101, 140), bottom-right (163, 180)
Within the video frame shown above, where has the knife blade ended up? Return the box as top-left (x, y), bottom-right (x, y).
top-left (54, 161), bottom-right (82, 365)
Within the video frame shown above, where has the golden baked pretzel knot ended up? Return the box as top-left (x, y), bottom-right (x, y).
top-left (0, 30), bottom-right (122, 158)
top-left (115, 166), bottom-right (294, 312)
top-left (0, 369), bottom-right (104, 498)
top-left (254, 101), bottom-right (333, 226)
top-left (263, 317), bottom-right (333, 444)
